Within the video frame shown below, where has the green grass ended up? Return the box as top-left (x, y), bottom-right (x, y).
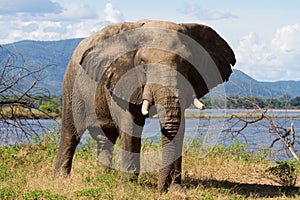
top-left (1, 133), bottom-right (300, 199)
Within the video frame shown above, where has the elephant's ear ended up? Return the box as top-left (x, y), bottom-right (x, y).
top-left (77, 22), bottom-right (147, 105)
top-left (100, 51), bottom-right (146, 105)
top-left (181, 23), bottom-right (236, 98)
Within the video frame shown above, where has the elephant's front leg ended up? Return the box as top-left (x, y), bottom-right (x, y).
top-left (159, 124), bottom-right (184, 192)
top-left (120, 131), bottom-right (142, 181)
top-left (119, 106), bottom-right (145, 181)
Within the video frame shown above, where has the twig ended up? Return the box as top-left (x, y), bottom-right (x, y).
top-left (251, 99), bottom-right (299, 160)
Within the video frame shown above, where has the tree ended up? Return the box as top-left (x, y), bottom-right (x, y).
top-left (223, 96), bottom-right (299, 160)
top-left (290, 96), bottom-right (300, 108)
top-left (0, 46), bottom-right (55, 143)
top-left (39, 102), bottom-right (58, 113)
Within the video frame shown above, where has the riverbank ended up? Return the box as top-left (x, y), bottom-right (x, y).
top-left (1, 106), bottom-right (59, 119)
top-left (1, 135), bottom-right (299, 199)
top-left (2, 108), bottom-right (300, 120)
top-left (185, 109), bottom-right (300, 119)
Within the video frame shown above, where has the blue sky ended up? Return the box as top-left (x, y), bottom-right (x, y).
top-left (0, 0), bottom-right (299, 81)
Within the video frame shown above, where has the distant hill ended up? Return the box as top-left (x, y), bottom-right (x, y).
top-left (2, 39), bottom-right (300, 98)
top-left (2, 39), bottom-right (83, 95)
top-left (220, 70), bottom-right (300, 98)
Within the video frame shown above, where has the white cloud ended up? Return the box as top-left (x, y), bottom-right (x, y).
top-left (0, 19), bottom-right (103, 44)
top-left (236, 23), bottom-right (300, 81)
top-left (104, 3), bottom-right (125, 23)
top-left (22, 22), bottom-right (39, 33)
top-left (179, 3), bottom-right (237, 20)
top-left (0, 2), bottom-right (104, 43)
top-left (45, 3), bottom-right (98, 21)
top-left (272, 24), bottom-right (300, 54)
top-left (0, 2), bottom-right (127, 44)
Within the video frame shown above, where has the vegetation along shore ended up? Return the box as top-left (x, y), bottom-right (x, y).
top-left (1, 134), bottom-right (300, 199)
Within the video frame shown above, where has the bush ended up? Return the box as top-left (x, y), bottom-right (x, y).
top-left (39, 103), bottom-right (58, 113)
top-left (266, 160), bottom-right (300, 186)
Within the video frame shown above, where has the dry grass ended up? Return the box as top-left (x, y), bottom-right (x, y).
top-left (1, 135), bottom-right (300, 199)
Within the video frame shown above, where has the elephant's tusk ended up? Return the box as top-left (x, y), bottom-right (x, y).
top-left (193, 98), bottom-right (206, 110)
top-left (141, 100), bottom-right (150, 115)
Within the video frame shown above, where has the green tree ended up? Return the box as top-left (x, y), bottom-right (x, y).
top-left (290, 96), bottom-right (300, 108)
top-left (39, 103), bottom-right (58, 113)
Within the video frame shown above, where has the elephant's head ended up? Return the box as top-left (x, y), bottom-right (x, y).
top-left (77, 19), bottom-right (235, 191)
top-left (79, 19), bottom-right (235, 113)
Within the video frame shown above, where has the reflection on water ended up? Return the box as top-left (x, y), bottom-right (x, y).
top-left (1, 109), bottom-right (299, 161)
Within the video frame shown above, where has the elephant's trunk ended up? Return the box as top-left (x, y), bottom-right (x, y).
top-left (141, 62), bottom-right (186, 192)
top-left (157, 93), bottom-right (184, 192)
top-left (144, 84), bottom-right (184, 192)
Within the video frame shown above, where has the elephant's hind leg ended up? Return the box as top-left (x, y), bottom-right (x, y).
top-left (54, 114), bottom-right (81, 178)
top-left (89, 126), bottom-right (119, 169)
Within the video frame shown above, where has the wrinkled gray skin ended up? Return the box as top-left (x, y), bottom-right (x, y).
top-left (54, 20), bottom-right (236, 192)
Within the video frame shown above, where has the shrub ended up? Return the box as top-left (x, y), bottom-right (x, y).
top-left (266, 160), bottom-right (300, 186)
top-left (39, 103), bottom-right (58, 113)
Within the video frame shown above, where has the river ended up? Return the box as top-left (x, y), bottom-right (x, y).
top-left (1, 109), bottom-right (300, 161)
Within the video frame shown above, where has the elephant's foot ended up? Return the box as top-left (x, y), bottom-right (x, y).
top-left (158, 170), bottom-right (182, 193)
top-left (158, 183), bottom-right (185, 194)
top-left (54, 157), bottom-right (73, 179)
top-left (169, 183), bottom-right (184, 193)
top-left (97, 149), bottom-right (113, 167)
top-left (158, 179), bottom-right (171, 193)
top-left (53, 167), bottom-right (71, 180)
top-left (167, 183), bottom-right (187, 199)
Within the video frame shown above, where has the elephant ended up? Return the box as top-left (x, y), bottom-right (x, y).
top-left (54, 19), bottom-right (236, 192)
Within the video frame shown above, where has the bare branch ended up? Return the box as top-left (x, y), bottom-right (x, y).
top-left (247, 97), bottom-right (299, 160)
top-left (0, 45), bottom-right (58, 143)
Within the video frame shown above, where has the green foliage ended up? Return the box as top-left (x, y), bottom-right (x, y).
top-left (290, 97), bottom-right (300, 107)
top-left (210, 141), bottom-right (269, 162)
top-left (0, 187), bottom-right (17, 199)
top-left (75, 188), bottom-right (107, 198)
top-left (22, 189), bottom-right (66, 200)
top-left (202, 96), bottom-right (300, 110)
top-left (0, 188), bottom-right (66, 200)
top-left (0, 165), bottom-right (8, 181)
top-left (39, 102), bottom-right (58, 113)
top-left (266, 160), bottom-right (300, 186)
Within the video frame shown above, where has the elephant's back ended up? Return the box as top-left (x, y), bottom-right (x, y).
top-left (70, 20), bottom-right (186, 70)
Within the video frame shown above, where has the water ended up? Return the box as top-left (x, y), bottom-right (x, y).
top-left (0, 120), bottom-right (59, 144)
top-left (1, 109), bottom-right (300, 161)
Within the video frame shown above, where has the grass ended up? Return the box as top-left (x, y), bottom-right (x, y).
top-left (1, 134), bottom-right (300, 199)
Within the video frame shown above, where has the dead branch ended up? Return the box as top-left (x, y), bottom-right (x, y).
top-left (0, 45), bottom-right (57, 143)
top-left (223, 94), bottom-right (299, 160)
top-left (248, 97), bottom-right (299, 160)
top-left (224, 113), bottom-right (264, 134)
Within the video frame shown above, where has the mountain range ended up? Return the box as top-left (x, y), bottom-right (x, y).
top-left (2, 39), bottom-right (300, 98)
